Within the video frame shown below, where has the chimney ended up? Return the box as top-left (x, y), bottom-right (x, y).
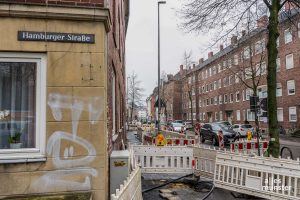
top-left (167, 74), bottom-right (173, 81)
top-left (242, 30), bottom-right (246, 36)
top-left (193, 63), bottom-right (196, 69)
top-left (257, 15), bottom-right (268, 28)
top-left (180, 64), bottom-right (184, 75)
top-left (231, 35), bottom-right (237, 45)
top-left (208, 51), bottom-right (213, 58)
top-left (219, 45), bottom-right (224, 51)
top-left (199, 58), bottom-right (204, 64)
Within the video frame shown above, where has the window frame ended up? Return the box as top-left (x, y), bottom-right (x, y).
top-left (289, 107), bottom-right (297, 122)
top-left (287, 80), bottom-right (295, 95)
top-left (285, 53), bottom-right (294, 70)
top-left (0, 53), bottom-right (46, 161)
top-left (284, 28), bottom-right (292, 44)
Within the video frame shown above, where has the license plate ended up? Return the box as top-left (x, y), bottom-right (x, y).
top-left (228, 139), bottom-right (234, 143)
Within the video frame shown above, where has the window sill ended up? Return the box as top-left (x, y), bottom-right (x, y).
top-left (0, 156), bottom-right (46, 164)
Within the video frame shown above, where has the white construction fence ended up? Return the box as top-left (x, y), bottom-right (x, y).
top-left (111, 165), bottom-right (143, 200)
top-left (214, 152), bottom-right (300, 200)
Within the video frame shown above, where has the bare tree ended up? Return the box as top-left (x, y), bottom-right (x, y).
top-left (183, 50), bottom-right (194, 68)
top-left (224, 31), bottom-right (267, 148)
top-left (127, 71), bottom-right (144, 123)
top-left (182, 51), bottom-right (196, 124)
top-left (179, 0), bottom-right (300, 157)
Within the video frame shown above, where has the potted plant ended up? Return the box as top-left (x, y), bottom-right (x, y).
top-left (8, 130), bottom-right (22, 149)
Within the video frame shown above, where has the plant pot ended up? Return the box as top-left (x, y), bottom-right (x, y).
top-left (10, 143), bottom-right (22, 149)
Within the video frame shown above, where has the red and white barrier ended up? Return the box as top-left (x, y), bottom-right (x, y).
top-left (231, 139), bottom-right (268, 155)
top-left (152, 137), bottom-right (196, 146)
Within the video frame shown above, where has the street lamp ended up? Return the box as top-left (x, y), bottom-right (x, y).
top-left (157, 0), bottom-right (166, 132)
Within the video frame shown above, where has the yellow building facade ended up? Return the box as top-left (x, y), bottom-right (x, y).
top-left (0, 4), bottom-right (111, 199)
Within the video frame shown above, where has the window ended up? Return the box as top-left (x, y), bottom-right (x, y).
top-left (230, 93), bottom-right (234, 103)
top-left (236, 110), bottom-right (241, 121)
top-left (215, 112), bottom-right (218, 121)
top-left (276, 83), bottom-right (282, 97)
top-left (218, 79), bottom-right (222, 88)
top-left (214, 81), bottom-right (217, 90)
top-left (112, 71), bottom-right (116, 135)
top-left (199, 99), bottom-right (202, 107)
top-left (209, 68), bottom-right (212, 76)
top-left (206, 70), bottom-right (208, 78)
top-left (236, 91), bottom-right (240, 102)
top-left (228, 59), bottom-right (232, 68)
top-left (277, 108), bottom-right (283, 122)
top-left (298, 23), bottom-right (300, 38)
top-left (214, 96), bottom-right (218, 105)
top-left (223, 60), bottom-right (227, 68)
top-left (276, 58), bottom-right (280, 72)
top-left (257, 85), bottom-right (267, 98)
top-left (244, 46), bottom-right (250, 59)
top-left (289, 107), bottom-right (297, 121)
top-left (212, 66), bottom-right (216, 75)
top-left (243, 110), bottom-right (246, 121)
top-left (247, 109), bottom-right (255, 121)
top-left (286, 54), bottom-right (294, 69)
top-left (202, 71), bottom-right (205, 79)
top-left (255, 39), bottom-right (265, 54)
top-left (235, 74), bottom-right (239, 83)
top-left (219, 111), bottom-right (223, 121)
top-left (234, 55), bottom-right (239, 65)
top-left (210, 83), bottom-right (213, 91)
top-left (203, 113), bottom-right (206, 120)
top-left (287, 80), bottom-right (295, 95)
top-left (245, 67), bottom-right (252, 79)
top-left (242, 90), bottom-right (245, 101)
top-left (246, 89), bottom-right (253, 100)
top-left (284, 28), bottom-right (292, 44)
top-left (0, 53), bottom-right (46, 159)
top-left (224, 94), bottom-right (228, 104)
top-left (219, 95), bottom-right (222, 104)
top-left (199, 113), bottom-right (202, 120)
top-left (210, 98), bottom-right (214, 105)
top-left (223, 77), bottom-right (227, 87)
top-left (218, 64), bottom-right (222, 72)
top-left (256, 62), bottom-right (266, 76)
top-left (229, 75), bottom-right (234, 85)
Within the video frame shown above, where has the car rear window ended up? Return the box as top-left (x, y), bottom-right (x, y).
top-left (242, 125), bottom-right (252, 128)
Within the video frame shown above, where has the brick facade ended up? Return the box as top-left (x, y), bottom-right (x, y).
top-left (150, 12), bottom-right (300, 131)
top-left (180, 13), bottom-right (300, 131)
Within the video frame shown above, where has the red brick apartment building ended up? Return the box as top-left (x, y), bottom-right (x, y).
top-left (0, 0), bottom-right (129, 199)
top-left (181, 10), bottom-right (300, 130)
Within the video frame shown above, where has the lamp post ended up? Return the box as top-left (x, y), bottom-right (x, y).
top-left (157, 0), bottom-right (166, 132)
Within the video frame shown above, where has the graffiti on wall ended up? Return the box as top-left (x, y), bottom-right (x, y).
top-left (30, 93), bottom-right (104, 192)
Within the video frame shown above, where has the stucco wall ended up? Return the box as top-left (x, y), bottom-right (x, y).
top-left (0, 17), bottom-right (108, 199)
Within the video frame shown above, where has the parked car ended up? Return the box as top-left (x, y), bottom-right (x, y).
top-left (200, 123), bottom-right (237, 146)
top-left (174, 120), bottom-right (183, 124)
top-left (183, 121), bottom-right (194, 131)
top-left (216, 121), bottom-right (231, 127)
top-left (231, 124), bottom-right (253, 138)
top-left (170, 122), bottom-right (185, 132)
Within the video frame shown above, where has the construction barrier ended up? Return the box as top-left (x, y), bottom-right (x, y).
top-left (231, 139), bottom-right (268, 155)
top-left (152, 137), bottom-right (196, 146)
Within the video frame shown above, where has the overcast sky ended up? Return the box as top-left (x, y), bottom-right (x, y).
top-left (125, 0), bottom-right (211, 100)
